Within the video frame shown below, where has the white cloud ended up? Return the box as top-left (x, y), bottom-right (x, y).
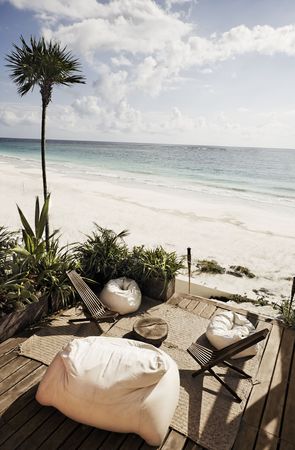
top-left (0, 105), bottom-right (39, 126)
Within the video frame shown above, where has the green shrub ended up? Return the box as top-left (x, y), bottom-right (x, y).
top-left (125, 245), bottom-right (184, 294)
top-left (75, 225), bottom-right (129, 286)
top-left (227, 265), bottom-right (255, 278)
top-left (196, 259), bottom-right (225, 274)
top-left (275, 300), bottom-right (295, 328)
top-left (0, 196), bottom-right (76, 315)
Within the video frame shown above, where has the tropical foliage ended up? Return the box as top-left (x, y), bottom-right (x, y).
top-left (6, 35), bottom-right (85, 247)
top-left (75, 225), bottom-right (129, 286)
top-left (0, 197), bottom-right (75, 317)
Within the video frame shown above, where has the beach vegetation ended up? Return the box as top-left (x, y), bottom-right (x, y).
top-left (75, 225), bottom-right (129, 286)
top-left (276, 300), bottom-right (295, 328)
top-left (6, 35), bottom-right (85, 248)
top-left (0, 197), bottom-right (75, 316)
top-left (227, 265), bottom-right (255, 278)
top-left (210, 293), bottom-right (269, 307)
top-left (196, 259), bottom-right (226, 274)
top-left (127, 245), bottom-right (185, 285)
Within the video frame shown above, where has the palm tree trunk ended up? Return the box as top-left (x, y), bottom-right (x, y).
top-left (41, 100), bottom-right (49, 251)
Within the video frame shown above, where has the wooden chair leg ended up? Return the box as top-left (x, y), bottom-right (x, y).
top-left (208, 368), bottom-right (242, 403)
top-left (223, 361), bottom-right (251, 378)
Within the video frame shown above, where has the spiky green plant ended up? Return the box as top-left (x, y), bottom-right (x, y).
top-left (75, 224), bottom-right (129, 286)
top-left (6, 35), bottom-right (85, 247)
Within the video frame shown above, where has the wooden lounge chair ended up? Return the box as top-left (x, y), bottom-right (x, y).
top-left (67, 270), bottom-right (119, 322)
top-left (187, 328), bottom-right (269, 403)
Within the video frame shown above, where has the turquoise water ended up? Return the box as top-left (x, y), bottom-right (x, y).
top-left (0, 137), bottom-right (295, 208)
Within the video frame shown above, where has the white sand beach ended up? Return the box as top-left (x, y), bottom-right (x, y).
top-left (0, 156), bottom-right (294, 308)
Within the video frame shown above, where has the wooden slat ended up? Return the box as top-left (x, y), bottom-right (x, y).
top-left (199, 304), bottom-right (216, 319)
top-left (174, 292), bottom-right (270, 322)
top-left (178, 298), bottom-right (192, 309)
top-left (279, 438), bottom-right (295, 450)
top-left (58, 425), bottom-right (93, 450)
top-left (186, 300), bottom-right (199, 312)
top-left (0, 406), bottom-right (56, 450)
top-left (259, 327), bottom-right (294, 438)
top-left (233, 324), bottom-right (282, 450)
top-left (167, 293), bottom-right (186, 306)
top-left (0, 352), bottom-right (18, 370)
top-left (0, 337), bottom-right (27, 356)
top-left (255, 429), bottom-right (278, 450)
top-left (0, 399), bottom-right (41, 446)
top-left (99, 432), bottom-right (126, 450)
top-left (280, 334), bottom-right (295, 446)
top-left (119, 433), bottom-right (144, 450)
top-left (160, 429), bottom-right (187, 450)
top-left (1, 385), bottom-right (37, 422)
top-left (232, 422), bottom-right (258, 450)
top-left (38, 418), bottom-right (79, 450)
top-left (0, 364), bottom-right (46, 414)
top-left (0, 356), bottom-right (31, 384)
top-left (183, 439), bottom-right (204, 449)
top-left (0, 359), bottom-right (40, 395)
top-left (77, 428), bottom-right (110, 449)
top-left (192, 301), bottom-right (207, 316)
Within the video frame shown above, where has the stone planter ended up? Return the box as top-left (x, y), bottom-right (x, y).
top-left (142, 277), bottom-right (175, 302)
top-left (0, 296), bottom-right (49, 343)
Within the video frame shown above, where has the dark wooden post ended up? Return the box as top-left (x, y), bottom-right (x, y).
top-left (288, 276), bottom-right (295, 317)
top-left (187, 247), bottom-right (191, 294)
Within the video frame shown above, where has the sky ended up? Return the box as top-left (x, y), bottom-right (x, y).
top-left (1, 0), bottom-right (295, 148)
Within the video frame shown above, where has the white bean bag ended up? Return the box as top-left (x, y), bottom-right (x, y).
top-left (100, 277), bottom-right (141, 315)
top-left (36, 336), bottom-right (179, 446)
top-left (206, 311), bottom-right (258, 358)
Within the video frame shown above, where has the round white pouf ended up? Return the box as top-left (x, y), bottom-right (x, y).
top-left (36, 336), bottom-right (180, 446)
top-left (206, 310), bottom-right (258, 358)
top-left (100, 277), bottom-right (141, 315)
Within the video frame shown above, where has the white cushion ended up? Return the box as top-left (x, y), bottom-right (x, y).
top-left (36, 336), bottom-right (179, 446)
top-left (206, 311), bottom-right (258, 358)
top-left (100, 277), bottom-right (141, 314)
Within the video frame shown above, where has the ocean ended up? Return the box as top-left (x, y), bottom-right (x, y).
top-left (1, 137), bottom-right (295, 302)
top-left (0, 137), bottom-right (295, 210)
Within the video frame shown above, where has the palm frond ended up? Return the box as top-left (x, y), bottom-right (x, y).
top-left (6, 35), bottom-right (86, 101)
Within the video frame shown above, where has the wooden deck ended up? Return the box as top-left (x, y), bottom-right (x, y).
top-left (0, 293), bottom-right (294, 450)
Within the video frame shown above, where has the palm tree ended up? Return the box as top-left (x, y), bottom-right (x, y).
top-left (6, 35), bottom-right (85, 249)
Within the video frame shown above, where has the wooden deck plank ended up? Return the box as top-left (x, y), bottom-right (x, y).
top-left (98, 432), bottom-right (126, 450)
top-left (160, 429), bottom-right (187, 450)
top-left (179, 298), bottom-right (193, 309)
top-left (186, 300), bottom-right (199, 312)
top-left (58, 425), bottom-right (93, 450)
top-left (183, 440), bottom-right (204, 449)
top-left (0, 364), bottom-right (46, 414)
top-left (77, 428), bottom-right (110, 449)
top-left (0, 356), bottom-right (31, 384)
top-left (255, 429), bottom-right (278, 450)
top-left (0, 337), bottom-right (27, 356)
top-left (260, 327), bottom-right (294, 438)
top-left (279, 438), bottom-right (295, 450)
top-left (1, 385), bottom-right (37, 422)
top-left (0, 359), bottom-right (41, 396)
top-left (0, 352), bottom-right (18, 370)
top-left (0, 399), bottom-right (41, 446)
top-left (0, 406), bottom-right (56, 450)
top-left (119, 433), bottom-right (144, 450)
top-left (192, 301), bottom-right (207, 316)
top-left (167, 293), bottom-right (185, 306)
top-left (242, 324), bottom-right (282, 427)
top-left (232, 422), bottom-right (258, 450)
top-left (199, 303), bottom-right (216, 319)
top-left (233, 324), bottom-right (282, 450)
top-left (38, 418), bottom-right (80, 450)
top-left (280, 332), bottom-right (295, 446)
